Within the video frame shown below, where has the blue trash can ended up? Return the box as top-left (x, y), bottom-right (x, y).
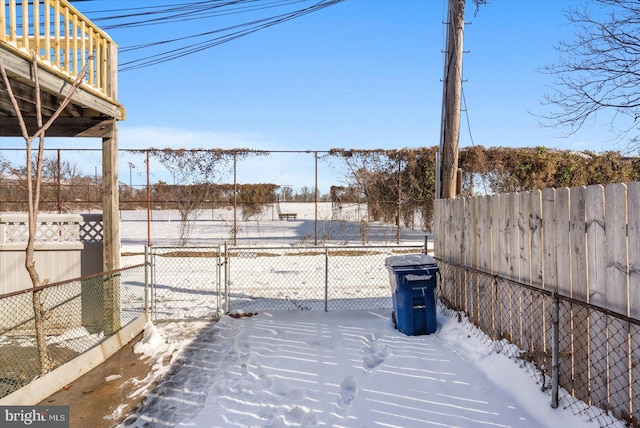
top-left (385, 254), bottom-right (439, 336)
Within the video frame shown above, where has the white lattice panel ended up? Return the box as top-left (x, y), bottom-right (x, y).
top-left (0, 214), bottom-right (102, 244)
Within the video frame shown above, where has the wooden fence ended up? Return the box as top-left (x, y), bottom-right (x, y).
top-left (434, 182), bottom-right (639, 425)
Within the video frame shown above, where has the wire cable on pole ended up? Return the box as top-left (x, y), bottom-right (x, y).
top-left (71, 0), bottom-right (345, 72)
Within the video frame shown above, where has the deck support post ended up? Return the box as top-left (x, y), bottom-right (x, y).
top-left (102, 118), bottom-right (121, 335)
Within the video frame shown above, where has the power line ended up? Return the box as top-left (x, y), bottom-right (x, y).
top-left (71, 0), bottom-right (345, 72)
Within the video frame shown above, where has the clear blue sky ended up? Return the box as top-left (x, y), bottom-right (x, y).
top-left (1, 0), bottom-right (621, 191)
top-left (107, 0), bottom-right (615, 153)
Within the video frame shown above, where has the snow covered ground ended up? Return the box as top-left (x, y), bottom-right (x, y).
top-left (117, 311), bottom-right (607, 428)
top-left (113, 207), bottom-right (621, 427)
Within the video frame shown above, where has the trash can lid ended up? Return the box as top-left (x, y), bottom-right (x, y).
top-left (385, 253), bottom-right (437, 268)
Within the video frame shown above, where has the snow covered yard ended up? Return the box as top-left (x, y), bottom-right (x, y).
top-left (111, 207), bottom-right (624, 427)
top-left (118, 310), bottom-right (599, 428)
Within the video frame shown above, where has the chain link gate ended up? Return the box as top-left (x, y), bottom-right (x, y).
top-left (148, 246), bottom-right (227, 321)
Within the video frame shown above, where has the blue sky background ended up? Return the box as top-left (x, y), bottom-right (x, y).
top-left (1, 0), bottom-right (624, 191)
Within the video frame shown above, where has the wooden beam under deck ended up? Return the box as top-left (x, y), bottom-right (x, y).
top-left (0, 45), bottom-right (123, 139)
top-left (0, 116), bottom-right (114, 138)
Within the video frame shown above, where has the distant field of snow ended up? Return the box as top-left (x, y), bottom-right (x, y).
top-left (119, 202), bottom-right (430, 249)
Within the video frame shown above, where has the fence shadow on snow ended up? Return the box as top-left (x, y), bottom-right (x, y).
top-left (436, 259), bottom-right (639, 428)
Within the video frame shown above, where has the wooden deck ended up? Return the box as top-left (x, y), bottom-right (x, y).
top-left (0, 0), bottom-right (123, 138)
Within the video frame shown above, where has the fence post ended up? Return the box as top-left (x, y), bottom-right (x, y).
top-left (325, 247), bottom-right (329, 312)
top-left (551, 293), bottom-right (560, 409)
top-left (216, 244), bottom-right (222, 318)
top-left (224, 242), bottom-right (230, 314)
top-left (150, 246), bottom-right (156, 322)
top-left (144, 245), bottom-right (149, 317)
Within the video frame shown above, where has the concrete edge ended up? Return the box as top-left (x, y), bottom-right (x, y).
top-left (0, 313), bottom-right (148, 406)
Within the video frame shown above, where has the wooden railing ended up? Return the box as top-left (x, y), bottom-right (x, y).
top-left (1, 0), bottom-right (117, 101)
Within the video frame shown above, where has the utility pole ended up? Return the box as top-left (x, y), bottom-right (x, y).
top-left (439, 0), bottom-right (465, 199)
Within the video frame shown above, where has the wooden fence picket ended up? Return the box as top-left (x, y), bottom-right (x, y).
top-left (555, 188), bottom-right (574, 393)
top-left (518, 191), bottom-right (532, 351)
top-left (498, 193), bottom-right (511, 340)
top-left (529, 190), bottom-right (545, 360)
top-left (464, 196), bottom-right (477, 323)
top-left (477, 196), bottom-right (493, 333)
top-left (626, 182), bottom-right (639, 424)
top-left (570, 186), bottom-right (589, 402)
top-left (541, 188), bottom-right (557, 368)
top-left (490, 194), bottom-right (502, 338)
top-left (586, 184), bottom-right (607, 409)
top-left (541, 188), bottom-right (558, 292)
top-left (604, 183), bottom-right (629, 421)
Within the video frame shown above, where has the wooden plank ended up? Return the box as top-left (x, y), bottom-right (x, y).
top-left (0, 1), bottom-right (6, 43)
top-left (585, 184), bottom-right (608, 409)
top-left (529, 190), bottom-right (543, 288)
top-left (570, 186), bottom-right (589, 402)
top-left (507, 192), bottom-right (520, 282)
top-left (477, 196), bottom-right (492, 333)
top-left (433, 200), bottom-right (442, 257)
top-left (529, 190), bottom-right (545, 358)
top-left (477, 195), bottom-right (490, 272)
top-left (626, 182), bottom-right (639, 425)
top-left (507, 192), bottom-right (520, 343)
top-left (518, 191), bottom-right (531, 350)
top-left (570, 185), bottom-right (588, 301)
top-left (102, 119), bottom-right (121, 335)
top-left (605, 183), bottom-right (630, 421)
top-left (489, 194), bottom-right (501, 338)
top-left (440, 199), bottom-right (455, 307)
top-left (605, 182), bottom-right (629, 315)
top-left (440, 199), bottom-right (452, 306)
top-left (555, 187), bottom-right (573, 393)
top-left (498, 193), bottom-right (511, 340)
top-left (455, 197), bottom-right (465, 309)
top-left (627, 182), bottom-right (640, 319)
top-left (519, 191), bottom-right (532, 286)
top-left (586, 185), bottom-right (607, 305)
top-left (542, 188), bottom-right (558, 292)
top-left (490, 195), bottom-right (501, 275)
top-left (464, 196), bottom-right (477, 323)
top-left (556, 188), bottom-right (571, 297)
top-left (541, 188), bottom-right (557, 376)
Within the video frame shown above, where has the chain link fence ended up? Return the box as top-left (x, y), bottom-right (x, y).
top-left (148, 244), bottom-right (427, 317)
top-left (226, 245), bottom-right (425, 312)
top-left (435, 259), bottom-right (639, 428)
top-left (0, 264), bottom-right (147, 400)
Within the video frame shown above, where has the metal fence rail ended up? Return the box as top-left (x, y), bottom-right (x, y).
top-left (436, 259), bottom-right (640, 428)
top-left (0, 264), bottom-right (147, 400)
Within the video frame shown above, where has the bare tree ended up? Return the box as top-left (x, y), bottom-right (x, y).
top-left (174, 184), bottom-right (212, 246)
top-left (148, 149), bottom-right (268, 245)
top-left (0, 55), bottom-right (91, 374)
top-left (541, 1), bottom-right (640, 152)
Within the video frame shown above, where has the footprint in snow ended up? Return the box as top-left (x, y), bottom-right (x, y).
top-left (338, 376), bottom-right (357, 406)
top-left (363, 340), bottom-right (389, 371)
